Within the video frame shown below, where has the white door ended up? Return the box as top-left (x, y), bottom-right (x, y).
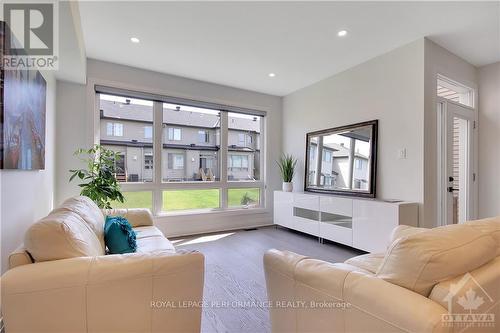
top-left (438, 100), bottom-right (476, 225)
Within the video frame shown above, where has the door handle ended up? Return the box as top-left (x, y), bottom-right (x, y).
top-left (448, 187), bottom-right (459, 193)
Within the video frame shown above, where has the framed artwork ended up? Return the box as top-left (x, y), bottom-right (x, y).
top-left (1, 21), bottom-right (47, 170)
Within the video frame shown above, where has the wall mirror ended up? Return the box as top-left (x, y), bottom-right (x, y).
top-left (304, 120), bottom-right (378, 198)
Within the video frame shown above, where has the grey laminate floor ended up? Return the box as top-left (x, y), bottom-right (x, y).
top-left (173, 226), bottom-right (363, 333)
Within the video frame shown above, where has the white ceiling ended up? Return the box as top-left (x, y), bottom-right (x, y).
top-left (78, 1), bottom-right (500, 96)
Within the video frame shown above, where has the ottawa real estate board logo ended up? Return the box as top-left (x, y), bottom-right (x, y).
top-left (441, 272), bottom-right (497, 330)
top-left (2, 1), bottom-right (59, 70)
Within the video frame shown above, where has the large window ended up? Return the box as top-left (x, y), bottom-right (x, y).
top-left (228, 112), bottom-right (261, 181)
top-left (162, 189), bottom-right (220, 211)
top-left (162, 103), bottom-right (221, 182)
top-left (100, 94), bottom-right (154, 183)
top-left (97, 89), bottom-right (265, 214)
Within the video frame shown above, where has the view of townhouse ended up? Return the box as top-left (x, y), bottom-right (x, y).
top-left (1, 1), bottom-right (499, 333)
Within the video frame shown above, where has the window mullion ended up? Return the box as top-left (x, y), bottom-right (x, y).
top-left (220, 111), bottom-right (229, 208)
top-left (153, 101), bottom-right (163, 215)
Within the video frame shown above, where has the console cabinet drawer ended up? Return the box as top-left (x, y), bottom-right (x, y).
top-left (320, 196), bottom-right (352, 217)
top-left (293, 193), bottom-right (319, 210)
top-left (294, 215), bottom-right (319, 236)
top-left (320, 222), bottom-right (352, 246)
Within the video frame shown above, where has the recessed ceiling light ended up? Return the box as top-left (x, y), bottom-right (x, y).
top-left (337, 30), bottom-right (348, 37)
top-left (268, 73), bottom-right (276, 77)
top-left (130, 37), bottom-right (140, 43)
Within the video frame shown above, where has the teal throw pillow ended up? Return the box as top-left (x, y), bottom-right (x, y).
top-left (104, 216), bottom-right (137, 254)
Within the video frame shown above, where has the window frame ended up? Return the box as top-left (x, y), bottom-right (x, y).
top-left (198, 130), bottom-right (209, 143)
top-left (107, 122), bottom-right (123, 137)
top-left (95, 87), bottom-right (266, 216)
top-left (168, 127), bottom-right (182, 141)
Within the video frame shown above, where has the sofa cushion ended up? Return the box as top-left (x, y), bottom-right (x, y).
top-left (376, 223), bottom-right (497, 296)
top-left (104, 216), bottom-right (137, 254)
top-left (25, 209), bottom-right (105, 262)
top-left (344, 253), bottom-right (385, 273)
top-left (136, 236), bottom-right (175, 254)
top-left (133, 226), bottom-right (164, 239)
top-left (59, 196), bottom-right (106, 252)
top-left (101, 208), bottom-right (154, 228)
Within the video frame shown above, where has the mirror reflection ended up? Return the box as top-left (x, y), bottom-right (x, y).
top-left (305, 121), bottom-right (377, 196)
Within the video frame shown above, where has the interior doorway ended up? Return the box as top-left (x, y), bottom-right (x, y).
top-left (437, 100), bottom-right (476, 225)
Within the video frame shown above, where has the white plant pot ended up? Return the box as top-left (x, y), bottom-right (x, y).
top-left (282, 182), bottom-right (293, 192)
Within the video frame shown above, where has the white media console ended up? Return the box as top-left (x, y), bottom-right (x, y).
top-left (274, 191), bottom-right (419, 253)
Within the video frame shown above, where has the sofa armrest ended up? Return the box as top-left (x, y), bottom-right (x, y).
top-left (102, 208), bottom-right (154, 227)
top-left (264, 249), bottom-right (449, 333)
top-left (2, 251), bottom-right (204, 333)
top-left (8, 245), bottom-right (33, 269)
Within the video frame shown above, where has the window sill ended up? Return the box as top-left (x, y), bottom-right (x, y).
top-left (155, 206), bottom-right (268, 218)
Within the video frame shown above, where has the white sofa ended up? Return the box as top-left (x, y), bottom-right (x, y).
top-left (264, 217), bottom-right (500, 333)
top-left (1, 196), bottom-right (204, 333)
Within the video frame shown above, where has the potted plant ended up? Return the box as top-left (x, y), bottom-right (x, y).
top-left (69, 144), bottom-right (125, 209)
top-left (277, 154), bottom-right (297, 192)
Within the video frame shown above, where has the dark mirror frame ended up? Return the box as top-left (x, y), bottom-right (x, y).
top-left (304, 119), bottom-right (378, 198)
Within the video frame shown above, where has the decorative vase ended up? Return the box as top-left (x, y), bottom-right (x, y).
top-left (282, 182), bottom-right (293, 192)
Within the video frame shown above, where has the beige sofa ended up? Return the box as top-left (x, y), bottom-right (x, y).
top-left (264, 217), bottom-right (500, 333)
top-left (1, 196), bottom-right (204, 333)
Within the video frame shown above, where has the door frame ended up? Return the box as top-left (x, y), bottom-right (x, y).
top-left (437, 98), bottom-right (478, 226)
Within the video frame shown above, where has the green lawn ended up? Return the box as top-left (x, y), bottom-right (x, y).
top-left (111, 191), bottom-right (153, 211)
top-left (111, 188), bottom-right (260, 211)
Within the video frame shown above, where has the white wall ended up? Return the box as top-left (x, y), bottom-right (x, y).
top-left (1, 71), bottom-right (56, 273)
top-left (478, 62), bottom-right (500, 218)
top-left (283, 40), bottom-right (426, 221)
top-left (55, 59), bottom-right (282, 236)
top-left (423, 39), bottom-right (478, 227)
top-left (55, 80), bottom-right (88, 204)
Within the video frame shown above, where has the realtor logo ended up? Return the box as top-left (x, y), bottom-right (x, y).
top-left (441, 272), bottom-right (497, 330)
top-left (2, 1), bottom-right (58, 69)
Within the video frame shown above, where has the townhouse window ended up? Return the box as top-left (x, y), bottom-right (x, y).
top-left (198, 130), bottom-right (209, 143)
top-left (355, 159), bottom-right (362, 170)
top-left (168, 128), bottom-right (182, 141)
top-left (228, 155), bottom-right (249, 171)
top-left (238, 133), bottom-right (245, 146)
top-left (95, 87), bottom-right (265, 214)
top-left (106, 122), bottom-right (123, 137)
top-left (144, 126), bottom-right (153, 139)
top-left (323, 150), bottom-right (332, 162)
top-left (309, 146), bottom-right (316, 160)
top-left (168, 153), bottom-right (184, 170)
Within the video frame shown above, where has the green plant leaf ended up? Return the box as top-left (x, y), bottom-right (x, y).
top-left (68, 144), bottom-right (125, 208)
